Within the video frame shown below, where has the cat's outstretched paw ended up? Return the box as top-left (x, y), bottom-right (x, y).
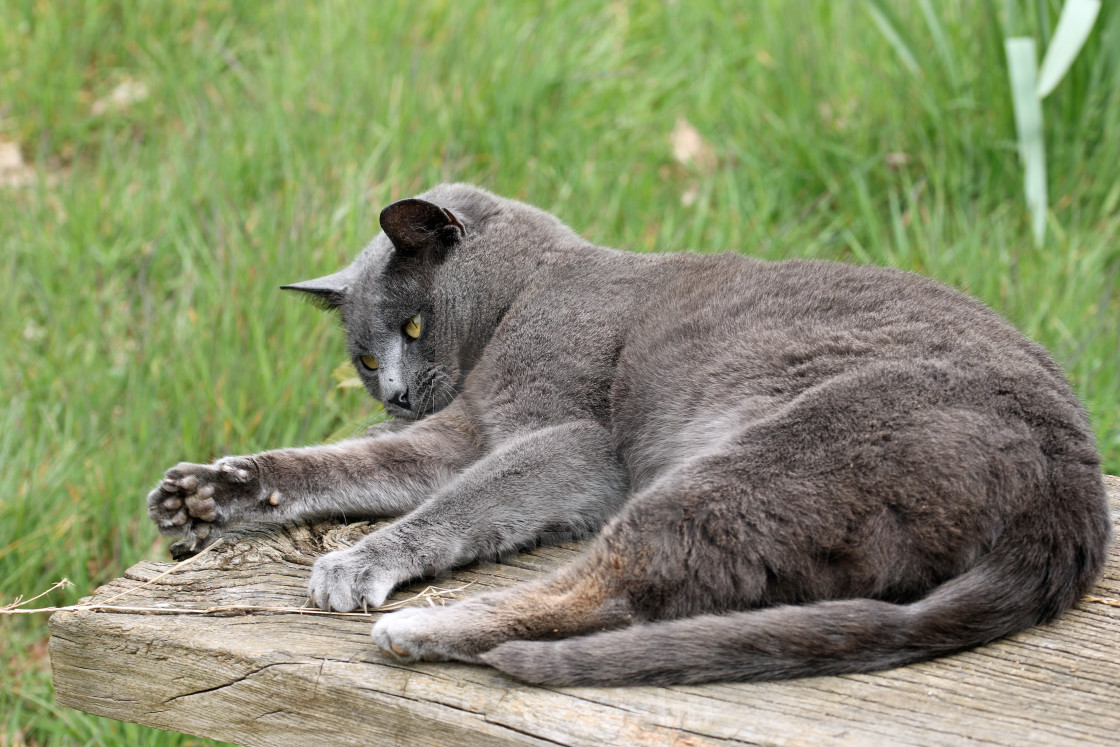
top-left (307, 545), bottom-right (399, 612)
top-left (146, 457), bottom-right (277, 553)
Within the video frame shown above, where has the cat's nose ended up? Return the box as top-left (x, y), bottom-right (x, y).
top-left (386, 387), bottom-right (410, 410)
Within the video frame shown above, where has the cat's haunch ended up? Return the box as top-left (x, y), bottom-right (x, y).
top-left (147, 184), bottom-right (1110, 686)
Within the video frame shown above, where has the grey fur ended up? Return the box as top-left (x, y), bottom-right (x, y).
top-left (147, 183), bottom-right (1110, 686)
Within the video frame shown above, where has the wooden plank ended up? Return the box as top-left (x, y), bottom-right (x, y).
top-left (50, 476), bottom-right (1120, 746)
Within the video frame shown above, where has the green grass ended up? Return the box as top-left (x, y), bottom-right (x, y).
top-left (2, 1), bottom-right (1117, 743)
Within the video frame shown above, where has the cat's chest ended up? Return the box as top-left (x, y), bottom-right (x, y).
top-left (464, 295), bottom-right (629, 434)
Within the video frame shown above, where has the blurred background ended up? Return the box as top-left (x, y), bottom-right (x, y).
top-left (2, 1), bottom-right (1117, 743)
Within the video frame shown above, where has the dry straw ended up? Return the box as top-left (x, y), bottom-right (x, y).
top-left (2, 538), bottom-right (474, 618)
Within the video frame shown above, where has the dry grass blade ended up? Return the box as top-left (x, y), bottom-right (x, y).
top-left (94, 537), bottom-right (226, 606)
top-left (1083, 595), bottom-right (1120, 608)
top-left (0, 578), bottom-right (73, 611)
top-left (1, 565), bottom-right (475, 618)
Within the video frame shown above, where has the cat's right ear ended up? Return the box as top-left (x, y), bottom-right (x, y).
top-left (380, 198), bottom-right (465, 263)
top-left (280, 267), bottom-right (352, 310)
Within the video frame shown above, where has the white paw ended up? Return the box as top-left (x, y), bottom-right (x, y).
top-left (372, 606), bottom-right (468, 662)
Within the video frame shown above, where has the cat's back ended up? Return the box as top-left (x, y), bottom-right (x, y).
top-left (621, 254), bottom-right (1070, 399)
top-left (608, 253), bottom-right (1094, 480)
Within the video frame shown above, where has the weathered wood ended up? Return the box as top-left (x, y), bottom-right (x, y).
top-left (50, 476), bottom-right (1120, 746)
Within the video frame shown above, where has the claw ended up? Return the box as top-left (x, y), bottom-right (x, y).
top-left (161, 478), bottom-right (180, 493)
top-left (390, 643), bottom-right (409, 657)
top-left (363, 599), bottom-right (369, 614)
top-left (219, 463), bottom-right (251, 482)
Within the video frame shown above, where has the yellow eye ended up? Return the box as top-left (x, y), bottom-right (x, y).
top-left (360, 354), bottom-right (379, 370)
top-left (404, 313), bottom-right (422, 339)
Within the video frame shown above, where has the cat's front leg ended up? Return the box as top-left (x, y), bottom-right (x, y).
top-left (147, 402), bottom-right (482, 558)
top-left (307, 420), bottom-right (629, 611)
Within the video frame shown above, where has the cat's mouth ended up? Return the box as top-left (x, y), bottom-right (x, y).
top-left (383, 400), bottom-right (423, 420)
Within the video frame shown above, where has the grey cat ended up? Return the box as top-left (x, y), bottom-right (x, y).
top-left (147, 183), bottom-right (1110, 686)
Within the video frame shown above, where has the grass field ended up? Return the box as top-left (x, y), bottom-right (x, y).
top-left (2, 1), bottom-right (1118, 743)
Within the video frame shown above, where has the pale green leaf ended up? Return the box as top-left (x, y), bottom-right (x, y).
top-left (1005, 37), bottom-right (1048, 246)
top-left (331, 360), bottom-right (365, 389)
top-left (1037, 0), bottom-right (1101, 98)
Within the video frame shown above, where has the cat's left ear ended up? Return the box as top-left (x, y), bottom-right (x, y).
top-left (380, 198), bottom-right (465, 262)
top-left (280, 267), bottom-right (353, 310)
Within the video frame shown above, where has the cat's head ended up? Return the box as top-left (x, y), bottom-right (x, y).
top-left (282, 184), bottom-right (506, 420)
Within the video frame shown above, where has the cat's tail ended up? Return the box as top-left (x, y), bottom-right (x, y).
top-left (479, 502), bottom-right (1110, 687)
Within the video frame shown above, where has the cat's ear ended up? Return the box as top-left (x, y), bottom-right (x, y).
top-left (380, 198), bottom-right (465, 262)
top-left (280, 267), bottom-right (353, 310)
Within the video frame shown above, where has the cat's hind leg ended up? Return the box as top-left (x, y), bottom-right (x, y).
top-left (371, 558), bottom-right (633, 662)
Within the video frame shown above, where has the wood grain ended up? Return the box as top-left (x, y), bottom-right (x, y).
top-left (50, 476), bottom-right (1120, 746)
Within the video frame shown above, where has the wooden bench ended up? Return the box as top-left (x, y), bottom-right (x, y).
top-left (49, 475), bottom-right (1120, 746)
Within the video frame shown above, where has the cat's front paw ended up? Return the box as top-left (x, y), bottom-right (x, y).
top-left (146, 457), bottom-right (276, 554)
top-left (307, 546), bottom-right (399, 612)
